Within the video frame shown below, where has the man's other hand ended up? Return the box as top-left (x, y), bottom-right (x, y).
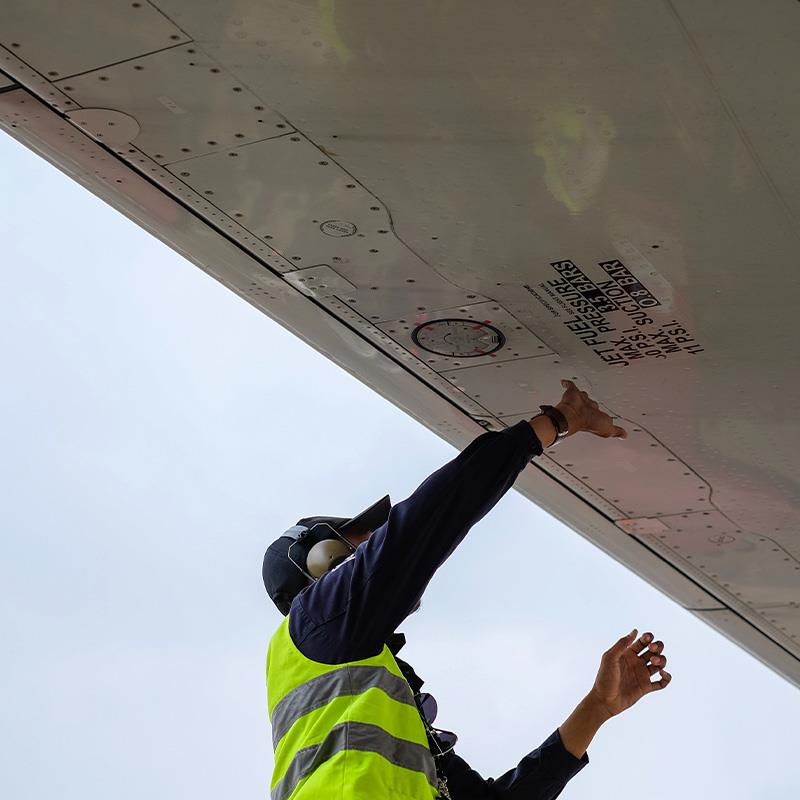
top-left (589, 629), bottom-right (672, 718)
top-left (557, 379), bottom-right (627, 439)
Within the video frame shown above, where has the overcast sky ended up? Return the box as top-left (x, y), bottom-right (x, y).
top-left (2, 129), bottom-right (799, 800)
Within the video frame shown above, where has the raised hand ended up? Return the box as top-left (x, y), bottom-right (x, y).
top-left (556, 379), bottom-right (627, 439)
top-left (558, 629), bottom-right (673, 759)
top-left (589, 629), bottom-right (672, 718)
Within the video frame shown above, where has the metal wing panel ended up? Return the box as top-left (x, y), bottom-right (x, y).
top-left (1, 0), bottom-right (190, 79)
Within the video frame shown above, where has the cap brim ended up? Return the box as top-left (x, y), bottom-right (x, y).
top-left (338, 495), bottom-right (391, 537)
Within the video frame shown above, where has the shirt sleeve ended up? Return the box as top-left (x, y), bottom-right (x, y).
top-left (440, 729), bottom-right (589, 800)
top-left (290, 420), bottom-right (543, 662)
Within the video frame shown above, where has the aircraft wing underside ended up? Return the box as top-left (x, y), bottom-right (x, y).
top-left (2, 1), bottom-right (799, 685)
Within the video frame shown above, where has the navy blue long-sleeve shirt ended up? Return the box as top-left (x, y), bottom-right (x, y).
top-left (288, 420), bottom-right (588, 798)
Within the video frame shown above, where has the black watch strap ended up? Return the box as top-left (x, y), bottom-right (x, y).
top-left (537, 404), bottom-right (570, 445)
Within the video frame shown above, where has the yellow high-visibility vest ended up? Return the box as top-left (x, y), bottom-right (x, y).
top-left (267, 616), bottom-right (439, 800)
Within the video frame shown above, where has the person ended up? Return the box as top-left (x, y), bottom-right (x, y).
top-left (262, 379), bottom-right (672, 799)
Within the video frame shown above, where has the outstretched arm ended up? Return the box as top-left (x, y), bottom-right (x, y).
top-left (291, 380), bottom-right (626, 662)
top-left (439, 630), bottom-right (671, 799)
top-left (292, 415), bottom-right (546, 661)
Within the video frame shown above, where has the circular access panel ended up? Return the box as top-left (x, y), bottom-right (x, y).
top-left (411, 318), bottom-right (505, 357)
top-left (320, 220), bottom-right (356, 237)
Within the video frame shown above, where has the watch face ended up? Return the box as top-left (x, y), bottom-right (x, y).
top-left (411, 318), bottom-right (506, 357)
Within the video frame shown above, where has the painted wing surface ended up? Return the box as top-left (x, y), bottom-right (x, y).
top-left (1, 0), bottom-right (799, 685)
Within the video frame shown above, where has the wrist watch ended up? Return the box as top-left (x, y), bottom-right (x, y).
top-left (536, 404), bottom-right (570, 447)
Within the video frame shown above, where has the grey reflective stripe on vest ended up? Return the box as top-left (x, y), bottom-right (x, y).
top-left (270, 721), bottom-right (437, 800)
top-left (271, 665), bottom-right (416, 748)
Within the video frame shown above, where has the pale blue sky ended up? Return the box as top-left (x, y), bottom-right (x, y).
top-left (1, 130), bottom-right (798, 799)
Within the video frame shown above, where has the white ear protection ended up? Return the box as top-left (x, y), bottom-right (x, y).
top-left (284, 522), bottom-right (356, 582)
top-left (306, 538), bottom-right (353, 578)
